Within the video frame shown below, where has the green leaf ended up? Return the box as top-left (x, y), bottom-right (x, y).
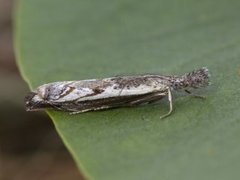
top-left (15, 0), bottom-right (240, 179)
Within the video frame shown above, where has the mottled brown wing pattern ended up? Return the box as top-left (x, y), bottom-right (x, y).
top-left (52, 91), bottom-right (167, 113)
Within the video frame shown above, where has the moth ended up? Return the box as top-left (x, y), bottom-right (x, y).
top-left (25, 67), bottom-right (210, 118)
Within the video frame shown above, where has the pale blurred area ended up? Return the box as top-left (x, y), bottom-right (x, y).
top-left (0, 0), bottom-right (83, 179)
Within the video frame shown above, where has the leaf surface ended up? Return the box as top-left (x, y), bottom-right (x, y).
top-left (16, 0), bottom-right (240, 179)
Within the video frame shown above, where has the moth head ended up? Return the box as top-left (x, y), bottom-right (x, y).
top-left (24, 82), bottom-right (73, 111)
top-left (24, 84), bottom-right (55, 111)
top-left (25, 92), bottom-right (45, 111)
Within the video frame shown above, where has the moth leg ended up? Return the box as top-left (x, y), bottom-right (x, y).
top-left (185, 90), bottom-right (206, 99)
top-left (69, 109), bottom-right (93, 114)
top-left (93, 106), bottom-right (110, 111)
top-left (70, 106), bottom-right (110, 115)
top-left (160, 87), bottom-right (173, 119)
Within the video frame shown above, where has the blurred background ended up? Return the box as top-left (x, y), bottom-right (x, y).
top-left (0, 0), bottom-right (83, 179)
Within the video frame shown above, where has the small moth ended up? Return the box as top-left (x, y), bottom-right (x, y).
top-left (25, 67), bottom-right (210, 118)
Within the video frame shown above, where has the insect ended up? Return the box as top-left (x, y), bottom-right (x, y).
top-left (25, 67), bottom-right (210, 118)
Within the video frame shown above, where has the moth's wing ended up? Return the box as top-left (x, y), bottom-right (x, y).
top-left (54, 91), bottom-right (167, 112)
top-left (129, 92), bottom-right (166, 105)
